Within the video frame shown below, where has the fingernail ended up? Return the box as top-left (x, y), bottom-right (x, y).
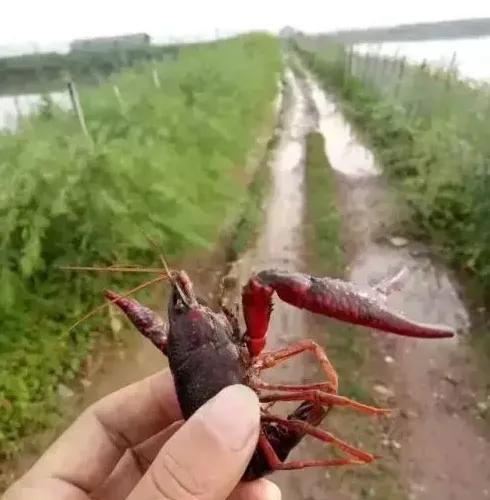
top-left (201, 384), bottom-right (260, 452)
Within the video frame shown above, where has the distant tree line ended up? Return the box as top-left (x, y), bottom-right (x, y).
top-left (0, 44), bottom-right (181, 96)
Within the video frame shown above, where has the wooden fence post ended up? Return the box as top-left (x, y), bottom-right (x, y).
top-left (152, 61), bottom-right (161, 89)
top-left (66, 79), bottom-right (92, 145)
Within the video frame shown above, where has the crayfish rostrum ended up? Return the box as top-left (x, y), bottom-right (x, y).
top-left (67, 264), bottom-right (455, 481)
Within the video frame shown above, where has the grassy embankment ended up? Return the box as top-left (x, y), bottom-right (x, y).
top-left (296, 40), bottom-right (490, 365)
top-left (303, 130), bottom-right (405, 499)
top-left (0, 33), bottom-right (282, 460)
top-left (227, 85), bottom-right (285, 259)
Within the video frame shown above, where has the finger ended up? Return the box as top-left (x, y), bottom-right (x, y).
top-left (4, 414), bottom-right (184, 500)
top-left (133, 420), bottom-right (185, 470)
top-left (127, 384), bottom-right (261, 500)
top-left (93, 421), bottom-right (185, 500)
top-left (93, 451), bottom-right (142, 500)
top-left (24, 369), bottom-right (181, 493)
top-left (2, 479), bottom-right (89, 500)
top-left (228, 479), bottom-right (281, 500)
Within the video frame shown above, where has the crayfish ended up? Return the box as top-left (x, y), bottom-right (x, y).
top-left (65, 263), bottom-right (455, 481)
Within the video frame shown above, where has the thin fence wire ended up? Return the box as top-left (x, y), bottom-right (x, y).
top-left (309, 40), bottom-right (490, 170)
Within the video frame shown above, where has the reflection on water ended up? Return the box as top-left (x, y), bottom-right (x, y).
top-left (0, 91), bottom-right (70, 130)
top-left (306, 73), bottom-right (381, 178)
top-left (355, 36), bottom-right (490, 82)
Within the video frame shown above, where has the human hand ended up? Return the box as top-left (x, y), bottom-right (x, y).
top-left (4, 370), bottom-right (281, 500)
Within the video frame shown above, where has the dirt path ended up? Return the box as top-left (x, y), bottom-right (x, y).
top-left (226, 67), bottom-right (341, 500)
top-left (305, 73), bottom-right (490, 500)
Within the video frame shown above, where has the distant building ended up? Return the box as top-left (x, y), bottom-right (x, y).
top-left (279, 26), bottom-right (297, 38)
top-left (69, 33), bottom-right (151, 52)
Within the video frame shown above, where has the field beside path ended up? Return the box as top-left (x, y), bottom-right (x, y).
top-left (0, 32), bottom-right (283, 488)
top-left (292, 43), bottom-right (490, 500)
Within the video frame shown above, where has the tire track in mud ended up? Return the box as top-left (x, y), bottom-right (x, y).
top-left (229, 68), bottom-right (339, 500)
top-left (304, 72), bottom-right (490, 500)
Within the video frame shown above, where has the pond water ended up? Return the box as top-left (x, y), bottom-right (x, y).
top-left (0, 91), bottom-right (70, 130)
top-left (355, 36), bottom-right (490, 82)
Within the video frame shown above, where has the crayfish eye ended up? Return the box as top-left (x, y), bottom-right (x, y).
top-left (174, 298), bottom-right (186, 313)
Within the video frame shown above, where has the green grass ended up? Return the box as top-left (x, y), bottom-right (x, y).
top-left (304, 132), bottom-right (342, 273)
top-left (303, 130), bottom-right (406, 500)
top-left (295, 40), bottom-right (490, 360)
top-left (304, 130), bottom-right (375, 405)
top-left (0, 33), bottom-right (282, 458)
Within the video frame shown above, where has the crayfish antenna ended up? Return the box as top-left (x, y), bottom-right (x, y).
top-left (373, 265), bottom-right (409, 299)
top-left (140, 230), bottom-right (190, 306)
top-left (140, 229), bottom-right (172, 277)
top-left (59, 265), bottom-right (164, 273)
top-left (60, 226), bottom-right (182, 332)
top-left (65, 275), bottom-right (168, 332)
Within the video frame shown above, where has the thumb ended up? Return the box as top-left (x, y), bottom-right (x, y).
top-left (128, 384), bottom-right (261, 500)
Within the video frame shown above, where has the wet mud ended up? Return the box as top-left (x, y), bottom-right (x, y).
top-left (306, 73), bottom-right (490, 500)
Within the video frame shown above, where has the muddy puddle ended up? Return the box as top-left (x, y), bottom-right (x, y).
top-left (232, 67), bottom-right (308, 390)
top-left (304, 72), bottom-right (490, 500)
top-left (244, 68), bottom-right (309, 378)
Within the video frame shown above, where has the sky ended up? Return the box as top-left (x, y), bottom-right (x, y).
top-left (1, 0), bottom-right (490, 55)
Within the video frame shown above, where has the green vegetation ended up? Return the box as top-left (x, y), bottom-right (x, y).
top-left (228, 135), bottom-right (274, 258)
top-left (304, 129), bottom-right (376, 408)
top-left (0, 33), bottom-right (282, 458)
top-left (303, 127), bottom-right (405, 500)
top-left (228, 95), bottom-right (285, 259)
top-left (0, 44), bottom-right (180, 95)
top-left (295, 40), bottom-right (490, 355)
top-left (304, 132), bottom-right (342, 272)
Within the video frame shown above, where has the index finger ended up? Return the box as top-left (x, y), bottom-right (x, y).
top-left (24, 369), bottom-right (181, 493)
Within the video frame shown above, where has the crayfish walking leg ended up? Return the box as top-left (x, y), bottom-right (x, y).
top-left (257, 415), bottom-right (375, 471)
top-left (251, 389), bottom-right (385, 473)
top-left (258, 390), bottom-right (391, 416)
top-left (251, 339), bottom-right (339, 393)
